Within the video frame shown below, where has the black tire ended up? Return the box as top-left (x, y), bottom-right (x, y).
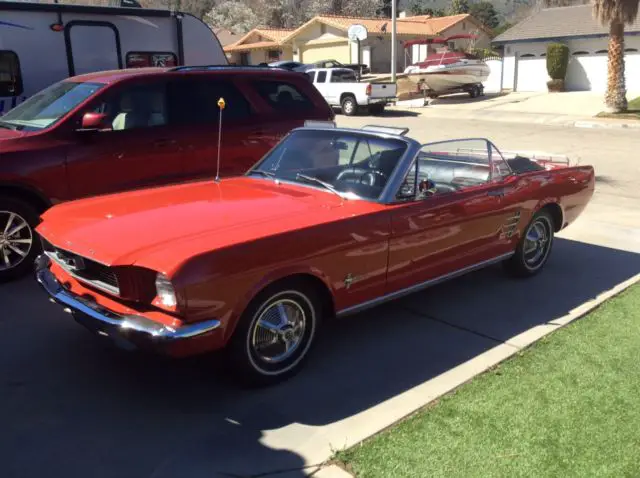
top-left (225, 281), bottom-right (322, 387)
top-left (0, 196), bottom-right (42, 283)
top-left (341, 95), bottom-right (358, 116)
top-left (503, 210), bottom-right (555, 278)
top-left (469, 85), bottom-right (480, 98)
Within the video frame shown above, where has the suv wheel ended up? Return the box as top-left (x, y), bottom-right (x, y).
top-left (0, 197), bottom-right (42, 282)
top-left (341, 95), bottom-right (357, 116)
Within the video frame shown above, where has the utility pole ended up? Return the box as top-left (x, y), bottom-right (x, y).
top-left (391, 0), bottom-right (397, 82)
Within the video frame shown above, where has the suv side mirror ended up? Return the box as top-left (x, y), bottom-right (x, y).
top-left (78, 112), bottom-right (110, 131)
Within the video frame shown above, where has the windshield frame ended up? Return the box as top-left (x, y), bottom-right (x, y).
top-left (246, 127), bottom-right (421, 204)
top-left (0, 80), bottom-right (106, 132)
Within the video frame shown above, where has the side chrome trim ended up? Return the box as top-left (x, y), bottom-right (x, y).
top-left (336, 252), bottom-right (514, 318)
top-left (35, 255), bottom-right (220, 341)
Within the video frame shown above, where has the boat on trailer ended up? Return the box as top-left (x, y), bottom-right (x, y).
top-left (403, 34), bottom-right (490, 99)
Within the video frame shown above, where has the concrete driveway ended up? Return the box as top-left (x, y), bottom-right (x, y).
top-left (1, 118), bottom-right (639, 478)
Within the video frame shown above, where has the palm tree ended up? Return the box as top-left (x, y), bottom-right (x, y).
top-left (592, 0), bottom-right (640, 112)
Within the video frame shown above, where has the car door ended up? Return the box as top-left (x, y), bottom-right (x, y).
top-left (312, 70), bottom-right (334, 105)
top-left (65, 78), bottom-right (185, 199)
top-left (386, 140), bottom-right (512, 293)
top-left (165, 75), bottom-right (268, 180)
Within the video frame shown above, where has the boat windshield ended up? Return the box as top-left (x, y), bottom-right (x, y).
top-left (248, 129), bottom-right (408, 201)
top-left (0, 80), bottom-right (104, 131)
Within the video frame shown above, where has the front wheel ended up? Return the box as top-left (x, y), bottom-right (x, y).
top-left (503, 210), bottom-right (554, 278)
top-left (226, 282), bottom-right (321, 387)
top-left (0, 196), bottom-right (42, 283)
top-left (341, 95), bottom-right (358, 116)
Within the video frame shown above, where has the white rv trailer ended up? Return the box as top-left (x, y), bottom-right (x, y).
top-left (0, 1), bottom-right (227, 114)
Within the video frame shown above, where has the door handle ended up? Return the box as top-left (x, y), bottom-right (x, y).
top-left (487, 188), bottom-right (504, 197)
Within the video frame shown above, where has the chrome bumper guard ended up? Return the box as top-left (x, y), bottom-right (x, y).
top-left (35, 255), bottom-right (221, 344)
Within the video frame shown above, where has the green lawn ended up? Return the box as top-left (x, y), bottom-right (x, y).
top-left (597, 96), bottom-right (640, 119)
top-left (337, 284), bottom-right (640, 478)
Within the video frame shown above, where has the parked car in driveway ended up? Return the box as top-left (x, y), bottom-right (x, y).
top-left (35, 122), bottom-right (595, 386)
top-left (0, 65), bottom-right (333, 282)
top-left (306, 68), bottom-right (397, 116)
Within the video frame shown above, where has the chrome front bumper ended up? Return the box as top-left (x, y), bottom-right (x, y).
top-left (34, 255), bottom-right (221, 348)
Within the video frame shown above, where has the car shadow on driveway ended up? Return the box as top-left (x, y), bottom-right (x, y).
top-left (0, 238), bottom-right (638, 478)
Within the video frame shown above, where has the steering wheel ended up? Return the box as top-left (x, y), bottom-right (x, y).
top-left (336, 168), bottom-right (388, 187)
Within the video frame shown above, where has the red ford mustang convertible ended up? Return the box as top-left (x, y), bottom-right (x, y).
top-left (35, 123), bottom-right (595, 385)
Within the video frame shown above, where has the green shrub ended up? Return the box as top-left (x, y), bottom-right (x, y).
top-left (546, 43), bottom-right (569, 80)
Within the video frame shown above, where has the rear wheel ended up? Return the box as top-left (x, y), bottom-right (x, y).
top-left (226, 281), bottom-right (321, 387)
top-left (341, 95), bottom-right (358, 116)
top-left (0, 196), bottom-right (42, 282)
top-left (469, 85), bottom-right (481, 98)
top-left (503, 210), bottom-right (554, 278)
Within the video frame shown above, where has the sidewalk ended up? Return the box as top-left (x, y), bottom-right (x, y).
top-left (392, 91), bottom-right (640, 129)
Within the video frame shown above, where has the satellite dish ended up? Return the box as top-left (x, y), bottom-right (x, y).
top-left (348, 24), bottom-right (368, 42)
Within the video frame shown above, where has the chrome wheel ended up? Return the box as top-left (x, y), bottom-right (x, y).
top-left (251, 298), bottom-right (307, 364)
top-left (0, 211), bottom-right (33, 271)
top-left (523, 216), bottom-right (552, 270)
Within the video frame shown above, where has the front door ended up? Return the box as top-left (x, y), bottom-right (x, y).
top-left (65, 78), bottom-right (185, 199)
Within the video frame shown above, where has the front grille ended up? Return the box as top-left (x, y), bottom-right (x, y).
top-left (45, 244), bottom-right (120, 296)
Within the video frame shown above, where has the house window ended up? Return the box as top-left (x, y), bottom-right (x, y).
top-left (0, 51), bottom-right (23, 97)
top-left (240, 52), bottom-right (250, 65)
top-left (320, 24), bottom-right (327, 34)
top-left (126, 52), bottom-right (177, 68)
top-left (267, 50), bottom-right (280, 60)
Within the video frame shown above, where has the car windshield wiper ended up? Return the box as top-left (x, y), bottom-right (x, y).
top-left (295, 173), bottom-right (346, 199)
top-left (250, 169), bottom-right (276, 180)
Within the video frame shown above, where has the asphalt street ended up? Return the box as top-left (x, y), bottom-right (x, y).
top-left (1, 116), bottom-right (638, 478)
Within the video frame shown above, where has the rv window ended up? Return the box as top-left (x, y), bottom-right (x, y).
top-left (126, 52), bottom-right (177, 68)
top-left (0, 51), bottom-right (23, 97)
top-left (253, 81), bottom-right (314, 112)
top-left (168, 78), bottom-right (252, 125)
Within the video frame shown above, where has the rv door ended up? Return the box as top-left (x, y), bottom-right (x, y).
top-left (65, 21), bottom-right (122, 76)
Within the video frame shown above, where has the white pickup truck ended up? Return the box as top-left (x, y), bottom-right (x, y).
top-left (305, 68), bottom-right (397, 116)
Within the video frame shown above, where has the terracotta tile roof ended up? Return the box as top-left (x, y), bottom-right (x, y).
top-left (225, 27), bottom-right (294, 52)
top-left (282, 13), bottom-right (481, 42)
top-left (256, 28), bottom-right (295, 42)
top-left (493, 5), bottom-right (640, 43)
top-left (224, 40), bottom-right (280, 52)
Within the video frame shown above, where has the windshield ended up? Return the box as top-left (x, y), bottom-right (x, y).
top-left (0, 80), bottom-right (104, 131)
top-left (248, 129), bottom-right (408, 201)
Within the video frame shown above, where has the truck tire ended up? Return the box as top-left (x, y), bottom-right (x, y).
top-left (341, 95), bottom-right (358, 116)
top-left (0, 196), bottom-right (42, 282)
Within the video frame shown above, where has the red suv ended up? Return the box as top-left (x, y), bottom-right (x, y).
top-left (0, 66), bottom-right (334, 281)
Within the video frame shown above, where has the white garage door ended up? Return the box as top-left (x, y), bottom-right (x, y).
top-left (566, 54), bottom-right (607, 91)
top-left (515, 56), bottom-right (548, 92)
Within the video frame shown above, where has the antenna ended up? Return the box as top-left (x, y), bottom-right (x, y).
top-left (215, 97), bottom-right (225, 182)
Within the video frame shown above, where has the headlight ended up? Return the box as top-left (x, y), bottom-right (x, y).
top-left (155, 272), bottom-right (177, 308)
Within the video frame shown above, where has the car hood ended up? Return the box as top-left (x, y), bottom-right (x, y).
top-left (0, 127), bottom-right (25, 140)
top-left (37, 177), bottom-right (374, 273)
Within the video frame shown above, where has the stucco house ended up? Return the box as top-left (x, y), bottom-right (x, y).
top-left (493, 5), bottom-right (640, 92)
top-left (224, 28), bottom-right (295, 65)
top-left (223, 13), bottom-right (491, 73)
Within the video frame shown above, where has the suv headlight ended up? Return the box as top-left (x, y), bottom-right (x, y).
top-left (155, 272), bottom-right (177, 308)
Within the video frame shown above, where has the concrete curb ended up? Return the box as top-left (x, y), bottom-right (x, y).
top-left (308, 272), bottom-right (640, 477)
top-left (574, 120), bottom-right (640, 129)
